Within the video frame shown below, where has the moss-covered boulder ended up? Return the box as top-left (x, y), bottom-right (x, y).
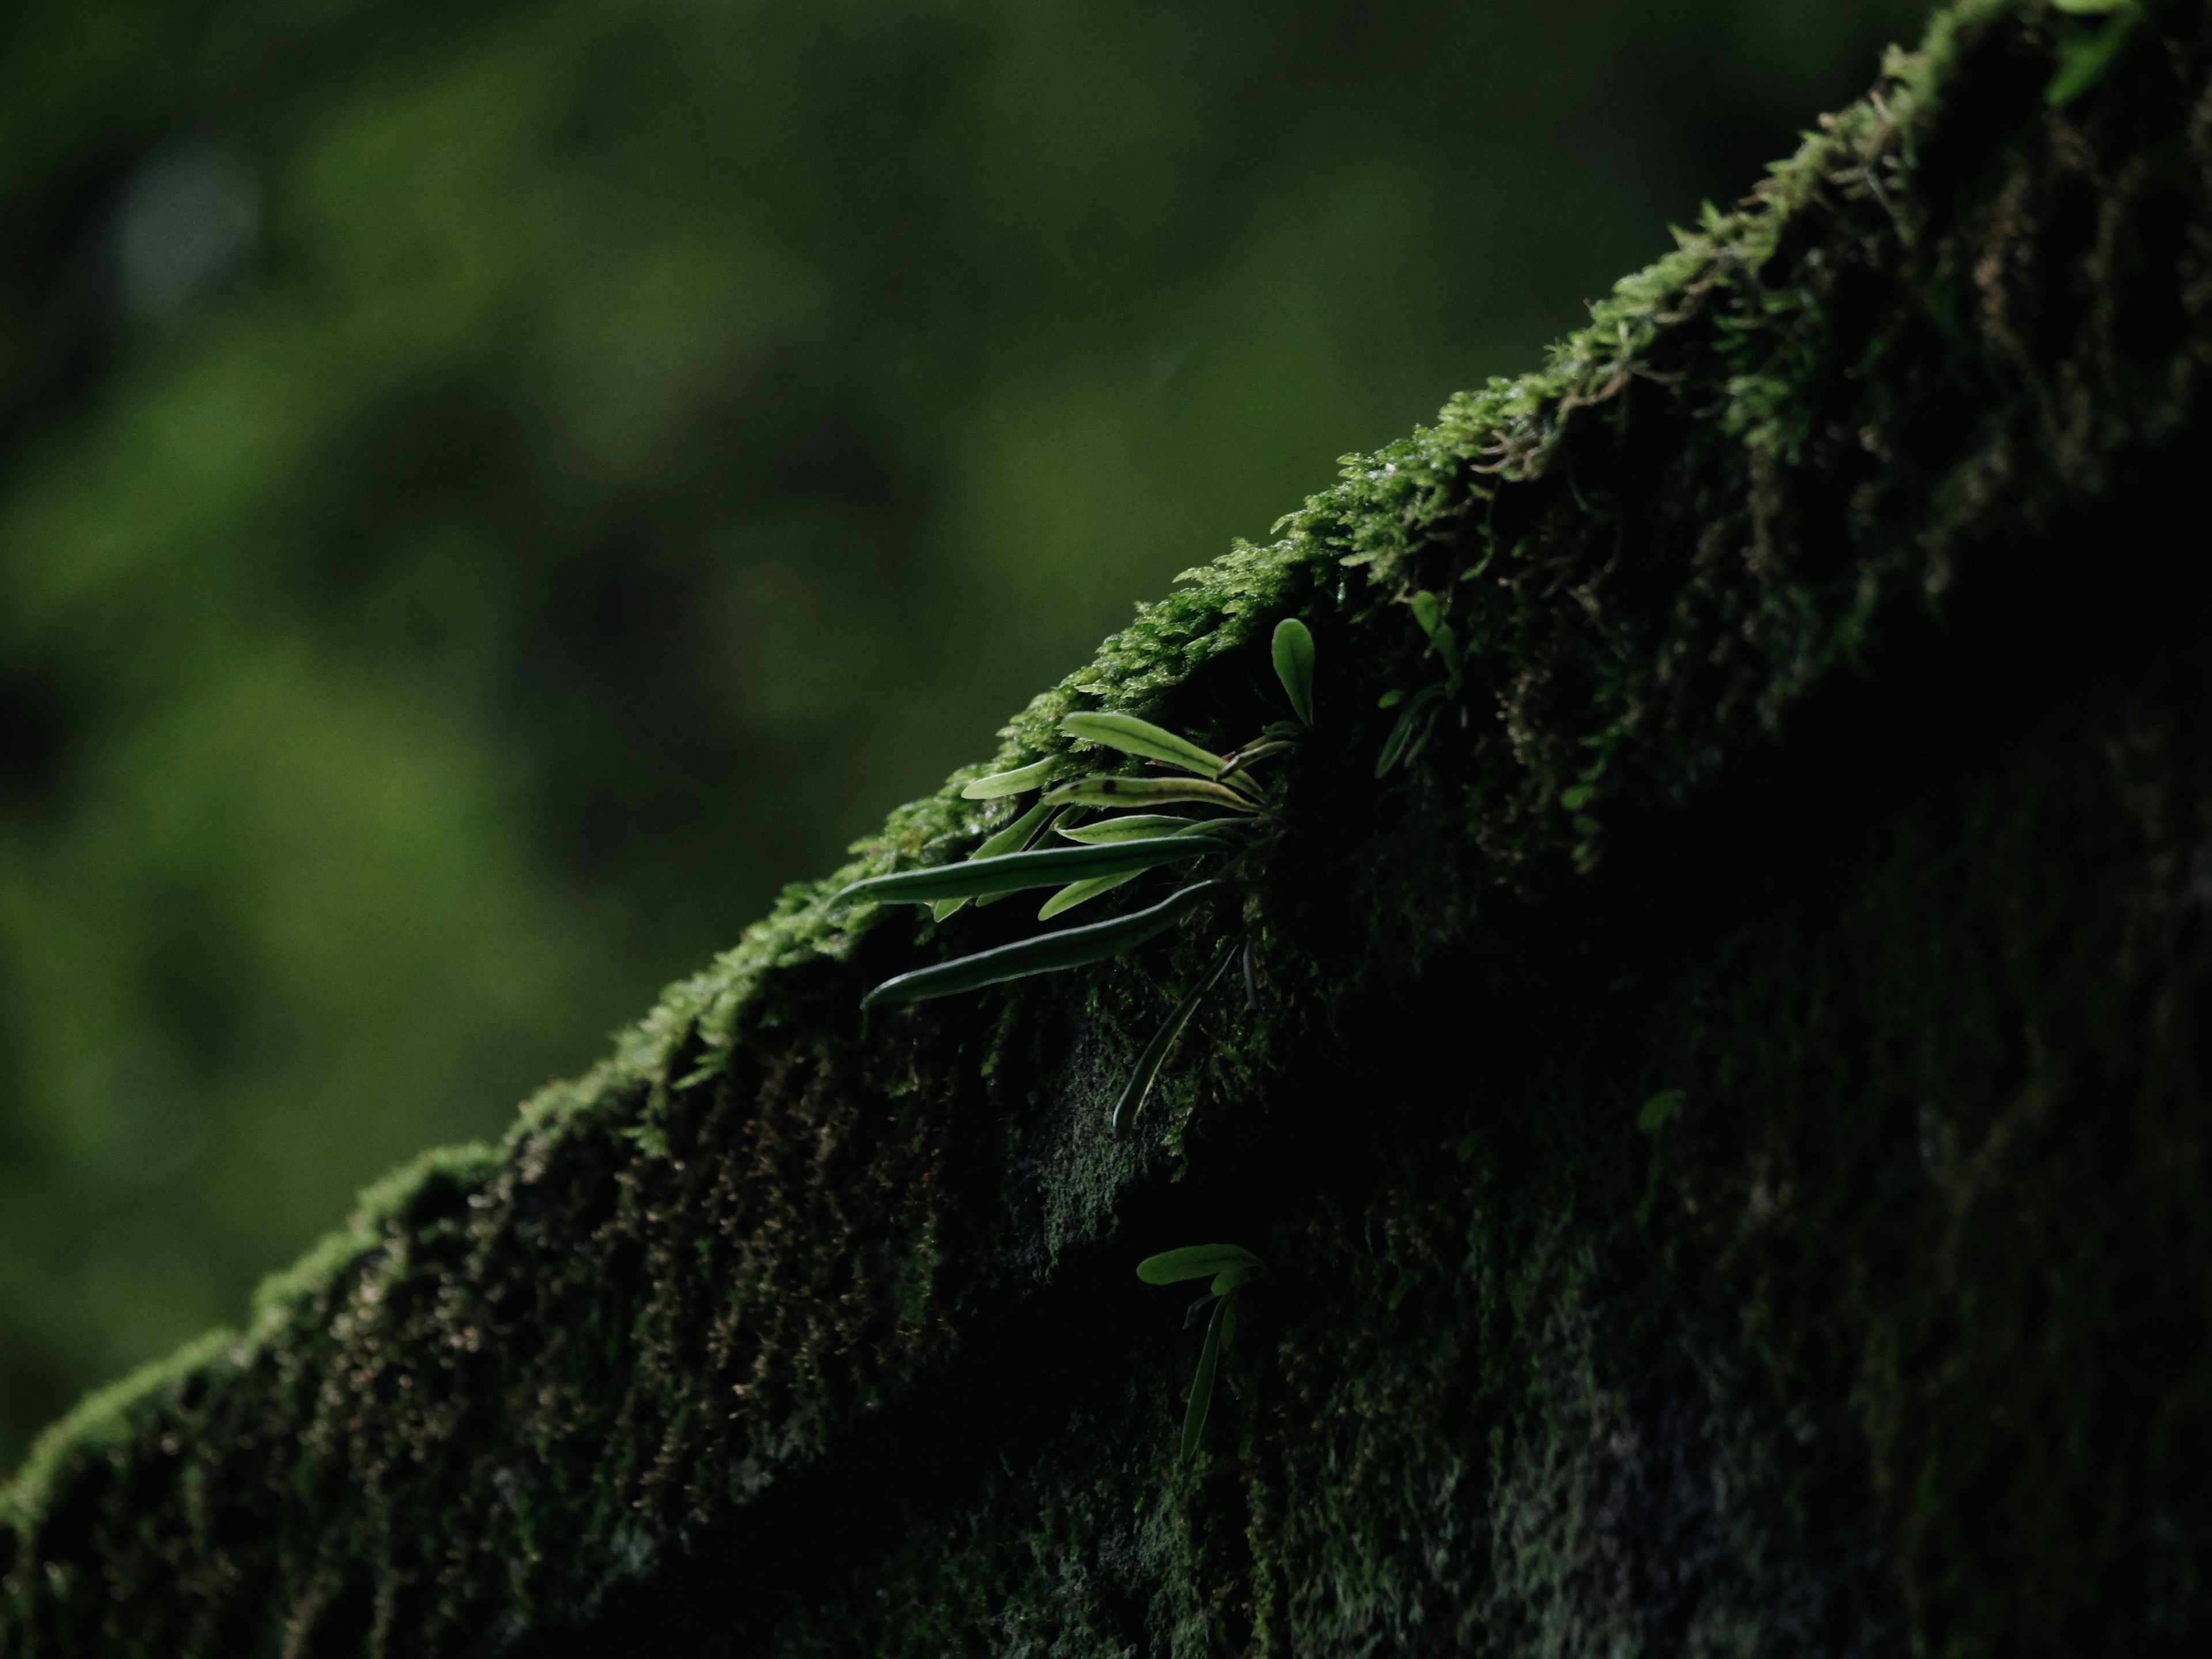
top-left (8, 1), bottom-right (2212, 1653)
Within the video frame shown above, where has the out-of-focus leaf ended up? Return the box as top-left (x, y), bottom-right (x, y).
top-left (1637, 1088), bottom-right (1685, 1133)
top-left (2046, 11), bottom-right (2139, 106)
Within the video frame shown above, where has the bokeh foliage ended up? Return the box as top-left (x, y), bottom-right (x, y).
top-left (0, 0), bottom-right (1927, 1469)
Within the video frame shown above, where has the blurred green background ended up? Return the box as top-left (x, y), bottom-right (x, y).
top-left (0, 0), bottom-right (1929, 1471)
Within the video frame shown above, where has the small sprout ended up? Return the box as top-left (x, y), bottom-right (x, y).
top-left (1062, 712), bottom-right (1225, 779)
top-left (1637, 1089), bottom-right (1685, 1134)
top-left (1377, 688), bottom-right (1405, 709)
top-left (1559, 784), bottom-right (1596, 812)
top-left (1139, 1244), bottom-right (1266, 1461)
top-left (961, 757), bottom-right (1060, 799)
top-left (1045, 775), bottom-right (1260, 814)
top-left (1271, 618), bottom-right (1316, 726)
top-left (1387, 1270), bottom-right (1415, 1312)
top-left (859, 881), bottom-right (1225, 1012)
top-left (1410, 590), bottom-right (1444, 637)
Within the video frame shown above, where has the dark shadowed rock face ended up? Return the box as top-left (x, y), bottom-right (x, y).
top-left (7, 2), bottom-right (2212, 1654)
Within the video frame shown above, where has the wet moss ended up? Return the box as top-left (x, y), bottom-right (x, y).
top-left (8, 1), bottom-right (2212, 1653)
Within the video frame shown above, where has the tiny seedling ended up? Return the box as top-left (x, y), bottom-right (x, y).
top-left (1136, 1244), bottom-right (1265, 1459)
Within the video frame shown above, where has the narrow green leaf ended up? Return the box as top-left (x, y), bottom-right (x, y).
top-left (1181, 1293), bottom-right (1229, 1461)
top-left (1559, 784), bottom-right (1596, 812)
top-left (1038, 867), bottom-right (1141, 921)
top-left (832, 835), bottom-right (1221, 909)
top-left (1112, 933), bottom-right (1241, 1137)
top-left (1271, 618), bottom-right (1316, 726)
top-left (1058, 814), bottom-right (1245, 843)
top-left (1410, 590), bottom-right (1444, 637)
top-left (1377, 688), bottom-right (1405, 709)
top-left (1045, 775), bottom-right (1260, 813)
top-left (2052, 0), bottom-right (2129, 13)
top-left (1136, 1243), bottom-right (1261, 1285)
top-left (961, 757), bottom-right (1060, 799)
top-left (1062, 712), bottom-right (1224, 778)
top-left (1219, 1291), bottom-right (1238, 1352)
top-left (861, 881), bottom-right (1224, 1011)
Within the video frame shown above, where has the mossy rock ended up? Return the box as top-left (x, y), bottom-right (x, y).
top-left (7, 2), bottom-right (2212, 1653)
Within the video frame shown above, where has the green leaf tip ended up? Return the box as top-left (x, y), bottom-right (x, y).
top-left (961, 756), bottom-right (1060, 799)
top-left (1271, 618), bottom-right (1315, 726)
top-left (1061, 712), bottom-right (1224, 778)
top-left (2046, 7), bottom-right (2141, 107)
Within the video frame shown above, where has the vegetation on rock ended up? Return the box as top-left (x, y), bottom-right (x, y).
top-left (7, 2), bottom-right (2212, 1654)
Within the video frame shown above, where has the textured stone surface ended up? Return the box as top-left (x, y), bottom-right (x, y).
top-left (7, 2), bottom-right (2212, 1653)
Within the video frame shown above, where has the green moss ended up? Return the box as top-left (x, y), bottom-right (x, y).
top-left (10, 1), bottom-right (2212, 1653)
